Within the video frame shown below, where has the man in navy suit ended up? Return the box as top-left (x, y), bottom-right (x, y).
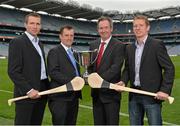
top-left (89, 16), bottom-right (125, 125)
top-left (8, 13), bottom-right (49, 125)
top-left (47, 25), bottom-right (81, 125)
top-left (117, 15), bottom-right (175, 125)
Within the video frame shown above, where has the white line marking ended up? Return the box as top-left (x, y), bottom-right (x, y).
top-left (0, 89), bottom-right (177, 125)
top-left (79, 104), bottom-right (176, 125)
top-left (0, 90), bottom-right (13, 94)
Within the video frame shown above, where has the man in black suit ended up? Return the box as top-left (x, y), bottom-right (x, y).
top-left (117, 15), bottom-right (175, 125)
top-left (47, 25), bottom-right (81, 125)
top-left (8, 13), bottom-right (49, 125)
top-left (89, 16), bottom-right (125, 125)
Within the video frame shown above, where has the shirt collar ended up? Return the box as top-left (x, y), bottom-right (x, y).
top-left (101, 35), bottom-right (112, 44)
top-left (61, 42), bottom-right (71, 52)
top-left (135, 35), bottom-right (148, 46)
top-left (25, 31), bottom-right (39, 43)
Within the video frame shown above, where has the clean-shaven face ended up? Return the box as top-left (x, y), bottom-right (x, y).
top-left (98, 20), bottom-right (113, 41)
top-left (25, 16), bottom-right (41, 36)
top-left (133, 19), bottom-right (150, 39)
top-left (60, 28), bottom-right (74, 47)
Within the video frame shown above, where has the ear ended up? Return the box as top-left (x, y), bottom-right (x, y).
top-left (59, 34), bottom-right (61, 39)
top-left (111, 27), bottom-right (113, 32)
top-left (24, 23), bottom-right (27, 29)
top-left (147, 25), bottom-right (150, 32)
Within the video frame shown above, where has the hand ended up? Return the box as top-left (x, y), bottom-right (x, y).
top-left (115, 81), bottom-right (125, 92)
top-left (27, 89), bottom-right (40, 99)
top-left (155, 91), bottom-right (169, 101)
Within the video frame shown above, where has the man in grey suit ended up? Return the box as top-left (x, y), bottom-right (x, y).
top-left (47, 25), bottom-right (81, 125)
top-left (89, 16), bottom-right (125, 125)
top-left (8, 13), bottom-right (49, 125)
top-left (117, 15), bottom-right (175, 125)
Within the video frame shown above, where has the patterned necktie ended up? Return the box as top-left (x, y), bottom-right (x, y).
top-left (97, 42), bottom-right (106, 69)
top-left (34, 37), bottom-right (38, 43)
top-left (67, 48), bottom-right (79, 76)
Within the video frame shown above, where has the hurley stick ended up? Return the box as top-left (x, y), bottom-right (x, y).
top-left (8, 77), bottom-right (85, 106)
top-left (88, 73), bottom-right (174, 104)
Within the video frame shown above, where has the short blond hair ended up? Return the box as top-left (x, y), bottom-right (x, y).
top-left (133, 15), bottom-right (150, 26)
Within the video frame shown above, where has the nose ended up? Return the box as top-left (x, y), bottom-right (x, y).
top-left (135, 26), bottom-right (140, 30)
top-left (34, 24), bottom-right (38, 28)
top-left (101, 28), bottom-right (106, 33)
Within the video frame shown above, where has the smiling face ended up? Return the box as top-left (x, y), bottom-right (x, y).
top-left (133, 18), bottom-right (150, 40)
top-left (97, 19), bottom-right (113, 41)
top-left (25, 16), bottom-right (41, 37)
top-left (59, 28), bottom-right (74, 47)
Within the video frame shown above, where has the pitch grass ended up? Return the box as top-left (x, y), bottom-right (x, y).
top-left (0, 56), bottom-right (180, 125)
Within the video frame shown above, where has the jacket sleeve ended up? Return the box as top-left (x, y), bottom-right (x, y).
top-left (8, 39), bottom-right (32, 95)
top-left (156, 41), bottom-right (175, 95)
top-left (47, 48), bottom-right (69, 85)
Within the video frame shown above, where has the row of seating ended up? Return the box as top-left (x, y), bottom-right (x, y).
top-left (0, 7), bottom-right (179, 35)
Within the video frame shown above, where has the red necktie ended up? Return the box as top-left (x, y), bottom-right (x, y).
top-left (97, 42), bottom-right (106, 69)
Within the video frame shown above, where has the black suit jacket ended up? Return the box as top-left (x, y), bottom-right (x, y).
top-left (8, 34), bottom-right (49, 101)
top-left (89, 37), bottom-right (125, 103)
top-left (47, 44), bottom-right (81, 101)
top-left (122, 36), bottom-right (175, 102)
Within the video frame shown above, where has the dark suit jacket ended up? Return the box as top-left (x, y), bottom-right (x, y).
top-left (47, 44), bottom-right (81, 101)
top-left (122, 36), bottom-right (175, 102)
top-left (8, 34), bottom-right (49, 101)
top-left (89, 37), bottom-right (125, 103)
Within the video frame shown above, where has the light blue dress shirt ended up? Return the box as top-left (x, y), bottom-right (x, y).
top-left (134, 36), bottom-right (148, 86)
top-left (25, 31), bottom-right (47, 80)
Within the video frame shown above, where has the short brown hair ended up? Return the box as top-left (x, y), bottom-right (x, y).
top-left (59, 25), bottom-right (74, 35)
top-left (25, 13), bottom-right (41, 24)
top-left (97, 16), bottom-right (113, 29)
top-left (133, 15), bottom-right (150, 26)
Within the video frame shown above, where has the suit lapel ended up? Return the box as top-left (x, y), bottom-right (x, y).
top-left (59, 44), bottom-right (72, 64)
top-left (131, 43), bottom-right (136, 73)
top-left (99, 38), bottom-right (114, 66)
top-left (39, 42), bottom-right (45, 56)
top-left (39, 42), bottom-right (47, 64)
top-left (140, 37), bottom-right (150, 66)
top-left (59, 45), bottom-right (79, 73)
top-left (23, 34), bottom-right (41, 58)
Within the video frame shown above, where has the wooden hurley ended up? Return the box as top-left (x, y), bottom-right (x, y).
top-left (87, 73), bottom-right (174, 104)
top-left (8, 77), bottom-right (85, 106)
